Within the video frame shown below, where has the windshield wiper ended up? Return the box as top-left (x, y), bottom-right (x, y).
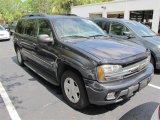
top-left (142, 35), bottom-right (155, 37)
top-left (88, 34), bottom-right (108, 38)
top-left (61, 35), bottom-right (89, 39)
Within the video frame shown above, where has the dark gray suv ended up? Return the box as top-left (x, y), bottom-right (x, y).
top-left (13, 14), bottom-right (153, 109)
top-left (91, 17), bottom-right (160, 70)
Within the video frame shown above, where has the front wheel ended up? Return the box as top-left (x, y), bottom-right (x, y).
top-left (61, 70), bottom-right (89, 109)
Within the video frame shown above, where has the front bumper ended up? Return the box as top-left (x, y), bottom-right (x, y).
top-left (0, 36), bottom-right (10, 41)
top-left (84, 64), bottom-right (153, 105)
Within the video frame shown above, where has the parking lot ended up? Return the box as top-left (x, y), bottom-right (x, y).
top-left (0, 39), bottom-right (160, 120)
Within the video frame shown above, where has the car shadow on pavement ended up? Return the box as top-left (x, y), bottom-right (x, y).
top-left (11, 56), bottom-right (154, 115)
top-left (119, 102), bottom-right (159, 120)
top-left (78, 99), bottom-right (130, 115)
top-left (154, 69), bottom-right (160, 75)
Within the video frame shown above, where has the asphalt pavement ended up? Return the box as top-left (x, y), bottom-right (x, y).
top-left (0, 39), bottom-right (160, 120)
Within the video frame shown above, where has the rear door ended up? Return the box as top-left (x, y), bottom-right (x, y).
top-left (20, 19), bottom-right (38, 61)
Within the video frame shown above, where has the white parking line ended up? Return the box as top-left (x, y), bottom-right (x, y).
top-left (0, 82), bottom-right (21, 120)
top-left (149, 84), bottom-right (160, 90)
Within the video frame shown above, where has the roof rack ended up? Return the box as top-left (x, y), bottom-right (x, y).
top-left (57, 13), bottom-right (77, 16)
top-left (21, 13), bottom-right (47, 18)
top-left (50, 13), bottom-right (77, 16)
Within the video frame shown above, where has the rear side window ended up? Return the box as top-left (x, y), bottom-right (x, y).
top-left (16, 20), bottom-right (24, 34)
top-left (95, 20), bottom-right (110, 33)
top-left (23, 19), bottom-right (37, 37)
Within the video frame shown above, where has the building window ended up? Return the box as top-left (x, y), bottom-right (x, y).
top-left (130, 10), bottom-right (153, 28)
top-left (107, 11), bottom-right (124, 18)
top-left (89, 13), bottom-right (102, 18)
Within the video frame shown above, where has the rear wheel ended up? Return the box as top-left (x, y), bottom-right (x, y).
top-left (16, 48), bottom-right (24, 66)
top-left (61, 70), bottom-right (89, 109)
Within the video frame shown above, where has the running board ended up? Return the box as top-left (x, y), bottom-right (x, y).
top-left (24, 61), bottom-right (59, 86)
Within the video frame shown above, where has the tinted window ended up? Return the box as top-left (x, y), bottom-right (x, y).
top-left (96, 21), bottom-right (103, 28)
top-left (38, 19), bottom-right (53, 38)
top-left (24, 19), bottom-right (37, 37)
top-left (95, 20), bottom-right (110, 33)
top-left (16, 20), bottom-right (25, 34)
top-left (110, 22), bottom-right (129, 36)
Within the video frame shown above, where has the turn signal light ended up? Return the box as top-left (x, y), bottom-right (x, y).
top-left (97, 66), bottom-right (103, 81)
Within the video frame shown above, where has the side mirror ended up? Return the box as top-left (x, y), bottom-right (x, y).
top-left (37, 34), bottom-right (53, 43)
top-left (123, 32), bottom-right (135, 39)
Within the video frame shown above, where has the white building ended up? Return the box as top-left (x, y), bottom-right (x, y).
top-left (71, 0), bottom-right (160, 34)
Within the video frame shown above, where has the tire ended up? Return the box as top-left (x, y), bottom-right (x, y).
top-left (16, 48), bottom-right (24, 66)
top-left (150, 56), bottom-right (155, 68)
top-left (61, 70), bottom-right (89, 109)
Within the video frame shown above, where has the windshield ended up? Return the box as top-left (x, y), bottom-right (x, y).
top-left (125, 20), bottom-right (156, 37)
top-left (0, 26), bottom-right (5, 30)
top-left (53, 18), bottom-right (107, 40)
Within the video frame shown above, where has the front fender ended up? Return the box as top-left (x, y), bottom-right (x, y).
top-left (59, 55), bottom-right (97, 80)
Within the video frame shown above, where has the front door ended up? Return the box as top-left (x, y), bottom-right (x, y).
top-left (34, 19), bottom-right (57, 81)
top-left (109, 21), bottom-right (137, 42)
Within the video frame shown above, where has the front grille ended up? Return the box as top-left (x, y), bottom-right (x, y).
top-left (122, 58), bottom-right (148, 78)
top-left (105, 58), bottom-right (149, 82)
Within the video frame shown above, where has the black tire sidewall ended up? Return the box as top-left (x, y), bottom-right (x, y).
top-left (16, 48), bottom-right (24, 66)
top-left (150, 56), bottom-right (155, 68)
top-left (61, 70), bottom-right (89, 109)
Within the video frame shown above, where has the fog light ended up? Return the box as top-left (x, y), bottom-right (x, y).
top-left (106, 92), bottom-right (116, 100)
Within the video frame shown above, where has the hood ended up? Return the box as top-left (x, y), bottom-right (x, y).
top-left (144, 36), bottom-right (160, 45)
top-left (65, 38), bottom-right (147, 63)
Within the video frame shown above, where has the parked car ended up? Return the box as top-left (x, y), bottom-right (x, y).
top-left (8, 21), bottom-right (17, 35)
top-left (90, 17), bottom-right (160, 70)
top-left (13, 14), bottom-right (153, 109)
top-left (1, 24), bottom-right (9, 31)
top-left (151, 105), bottom-right (160, 120)
top-left (0, 25), bottom-right (10, 41)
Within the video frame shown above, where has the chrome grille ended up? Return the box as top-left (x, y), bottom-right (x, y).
top-left (105, 58), bottom-right (149, 81)
top-left (122, 58), bottom-right (148, 78)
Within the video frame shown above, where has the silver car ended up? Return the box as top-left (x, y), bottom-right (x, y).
top-left (0, 25), bottom-right (10, 41)
top-left (91, 17), bottom-right (160, 70)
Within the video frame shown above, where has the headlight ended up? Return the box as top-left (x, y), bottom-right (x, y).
top-left (97, 65), bottom-right (122, 82)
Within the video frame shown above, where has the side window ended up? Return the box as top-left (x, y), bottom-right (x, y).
top-left (102, 21), bottom-right (110, 33)
top-left (38, 19), bottom-right (53, 38)
top-left (109, 22), bottom-right (129, 36)
top-left (24, 19), bottom-right (37, 37)
top-left (96, 21), bottom-right (103, 28)
top-left (16, 21), bottom-right (23, 34)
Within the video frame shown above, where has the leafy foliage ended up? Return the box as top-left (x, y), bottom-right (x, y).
top-left (0, 0), bottom-right (113, 22)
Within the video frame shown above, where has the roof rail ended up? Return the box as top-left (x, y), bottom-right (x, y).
top-left (21, 13), bottom-right (47, 18)
top-left (53, 13), bottom-right (77, 16)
